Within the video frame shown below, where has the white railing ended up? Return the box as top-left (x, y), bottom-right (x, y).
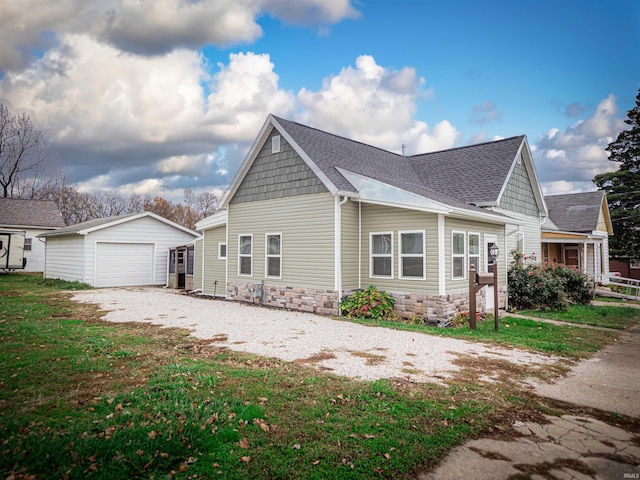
top-left (604, 274), bottom-right (640, 301)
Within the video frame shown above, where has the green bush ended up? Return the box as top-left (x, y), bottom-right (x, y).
top-left (340, 285), bottom-right (396, 320)
top-left (508, 253), bottom-right (592, 311)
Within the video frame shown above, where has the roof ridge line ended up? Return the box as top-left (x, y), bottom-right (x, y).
top-left (271, 115), bottom-right (402, 157)
top-left (408, 134), bottom-right (526, 158)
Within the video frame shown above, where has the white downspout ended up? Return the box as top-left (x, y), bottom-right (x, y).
top-left (358, 201), bottom-right (362, 290)
top-left (201, 230), bottom-right (205, 293)
top-left (335, 195), bottom-right (348, 310)
top-left (438, 214), bottom-right (445, 296)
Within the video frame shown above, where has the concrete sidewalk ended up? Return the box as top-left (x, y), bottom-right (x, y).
top-left (422, 315), bottom-right (640, 479)
top-left (531, 324), bottom-right (640, 418)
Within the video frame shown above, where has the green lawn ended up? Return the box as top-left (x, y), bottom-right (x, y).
top-left (342, 314), bottom-right (619, 360)
top-left (1, 274), bottom-right (634, 479)
top-left (0, 273), bottom-right (567, 480)
top-left (518, 304), bottom-right (640, 330)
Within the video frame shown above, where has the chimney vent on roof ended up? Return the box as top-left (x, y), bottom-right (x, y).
top-left (401, 143), bottom-right (406, 156)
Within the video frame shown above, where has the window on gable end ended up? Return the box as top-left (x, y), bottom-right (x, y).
top-left (272, 135), bottom-right (281, 154)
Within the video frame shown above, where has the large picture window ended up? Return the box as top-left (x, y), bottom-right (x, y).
top-left (370, 232), bottom-right (393, 278)
top-left (452, 231), bottom-right (466, 279)
top-left (238, 234), bottom-right (252, 276)
top-left (265, 233), bottom-right (282, 278)
top-left (468, 233), bottom-right (480, 272)
top-left (399, 230), bottom-right (425, 280)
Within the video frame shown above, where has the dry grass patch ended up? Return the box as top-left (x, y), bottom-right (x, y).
top-left (210, 333), bottom-right (229, 342)
top-left (349, 350), bottom-right (387, 365)
top-left (294, 351), bottom-right (337, 364)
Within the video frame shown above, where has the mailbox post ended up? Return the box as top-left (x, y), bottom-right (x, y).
top-left (469, 254), bottom-right (498, 330)
top-left (468, 265), bottom-right (494, 330)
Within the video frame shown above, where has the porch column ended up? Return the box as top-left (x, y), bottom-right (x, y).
top-left (583, 240), bottom-right (588, 275)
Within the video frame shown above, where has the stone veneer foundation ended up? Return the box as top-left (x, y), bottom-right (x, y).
top-left (227, 281), bottom-right (507, 325)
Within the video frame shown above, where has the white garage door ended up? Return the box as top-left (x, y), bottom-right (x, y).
top-left (95, 242), bottom-right (154, 287)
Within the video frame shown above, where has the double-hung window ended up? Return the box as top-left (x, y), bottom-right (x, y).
top-left (370, 232), bottom-right (393, 278)
top-left (265, 233), bottom-right (282, 278)
top-left (452, 231), bottom-right (466, 279)
top-left (468, 233), bottom-right (480, 272)
top-left (238, 235), bottom-right (252, 276)
top-left (399, 230), bottom-right (425, 279)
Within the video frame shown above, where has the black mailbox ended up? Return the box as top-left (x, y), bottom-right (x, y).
top-left (476, 272), bottom-right (494, 285)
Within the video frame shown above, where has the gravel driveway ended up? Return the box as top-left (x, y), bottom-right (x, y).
top-left (72, 287), bottom-right (558, 384)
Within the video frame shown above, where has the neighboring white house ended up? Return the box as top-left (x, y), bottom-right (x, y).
top-left (39, 212), bottom-right (199, 287)
top-left (0, 198), bottom-right (66, 272)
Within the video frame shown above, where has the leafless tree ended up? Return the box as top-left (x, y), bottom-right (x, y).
top-left (0, 104), bottom-right (56, 198)
top-left (184, 189), bottom-right (219, 218)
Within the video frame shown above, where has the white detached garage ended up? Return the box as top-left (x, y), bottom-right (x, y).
top-left (39, 212), bottom-right (199, 287)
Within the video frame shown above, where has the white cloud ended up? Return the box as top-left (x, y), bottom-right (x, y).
top-left (0, 0), bottom-right (359, 71)
top-left (534, 94), bottom-right (626, 192)
top-left (0, 35), bottom-right (295, 189)
top-left (262, 0), bottom-right (359, 26)
top-left (297, 55), bottom-right (458, 154)
top-left (206, 52), bottom-right (296, 143)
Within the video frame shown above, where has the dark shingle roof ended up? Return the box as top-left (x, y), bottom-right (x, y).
top-left (272, 116), bottom-right (525, 209)
top-left (0, 198), bottom-right (66, 228)
top-left (544, 191), bottom-right (604, 233)
top-left (410, 136), bottom-right (526, 205)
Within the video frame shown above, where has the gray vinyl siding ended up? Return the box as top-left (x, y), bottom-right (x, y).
top-left (230, 130), bottom-right (328, 204)
top-left (43, 235), bottom-right (86, 283)
top-left (360, 204), bottom-right (439, 294)
top-left (202, 226), bottom-right (227, 296)
top-left (444, 217), bottom-right (505, 293)
top-left (228, 193), bottom-right (335, 290)
top-left (500, 158), bottom-right (540, 217)
top-left (494, 209), bottom-right (541, 262)
top-left (341, 199), bottom-right (359, 291)
top-left (193, 238), bottom-right (203, 290)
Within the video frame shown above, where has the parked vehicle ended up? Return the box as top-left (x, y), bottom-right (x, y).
top-left (0, 230), bottom-right (27, 271)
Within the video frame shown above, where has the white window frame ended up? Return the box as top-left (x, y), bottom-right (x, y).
top-left (369, 232), bottom-right (393, 278)
top-left (468, 232), bottom-right (481, 274)
top-left (630, 259), bottom-right (640, 269)
top-left (218, 242), bottom-right (227, 260)
top-left (238, 234), bottom-right (252, 277)
top-left (23, 237), bottom-right (32, 251)
top-left (272, 135), bottom-right (281, 153)
top-left (398, 230), bottom-right (426, 280)
top-left (265, 233), bottom-right (282, 279)
top-left (452, 230), bottom-right (466, 280)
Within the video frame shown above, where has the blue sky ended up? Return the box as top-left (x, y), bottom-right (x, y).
top-left (0, 0), bottom-right (638, 200)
